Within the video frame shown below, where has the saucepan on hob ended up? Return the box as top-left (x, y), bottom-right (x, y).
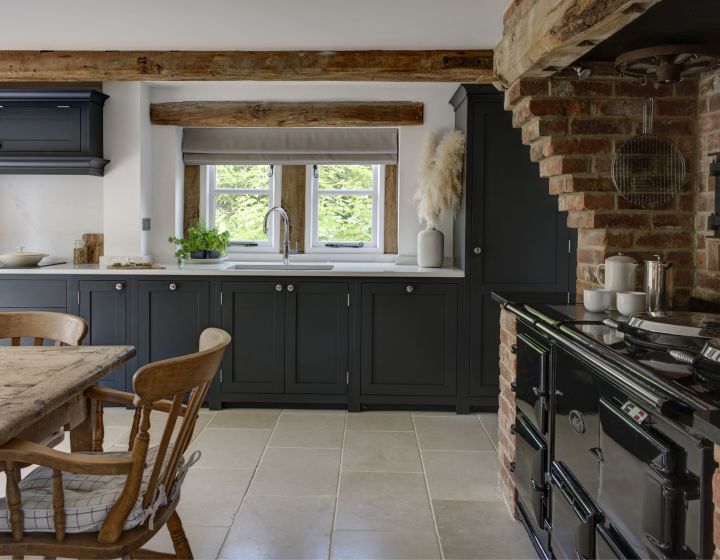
top-left (603, 311), bottom-right (720, 353)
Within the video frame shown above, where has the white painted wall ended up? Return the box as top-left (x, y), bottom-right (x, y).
top-left (102, 82), bottom-right (153, 261)
top-left (0, 175), bottom-right (103, 257)
top-left (0, 0), bottom-right (507, 50)
top-left (149, 81), bottom-right (460, 261)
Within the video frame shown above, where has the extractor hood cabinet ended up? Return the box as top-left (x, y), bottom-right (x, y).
top-left (0, 89), bottom-right (109, 176)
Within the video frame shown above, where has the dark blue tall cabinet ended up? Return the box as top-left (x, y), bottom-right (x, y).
top-left (451, 84), bottom-right (577, 412)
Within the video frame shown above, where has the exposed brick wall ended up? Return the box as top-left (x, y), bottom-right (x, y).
top-left (498, 308), bottom-right (518, 515)
top-left (504, 65), bottom-right (698, 303)
top-left (695, 71), bottom-right (720, 302)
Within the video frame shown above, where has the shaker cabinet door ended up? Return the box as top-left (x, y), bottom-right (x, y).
top-left (220, 282), bottom-right (285, 394)
top-left (78, 280), bottom-right (128, 391)
top-left (285, 282), bottom-right (349, 394)
top-left (137, 280), bottom-right (210, 366)
top-left (360, 282), bottom-right (457, 396)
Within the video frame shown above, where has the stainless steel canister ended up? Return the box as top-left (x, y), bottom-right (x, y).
top-left (644, 255), bottom-right (674, 312)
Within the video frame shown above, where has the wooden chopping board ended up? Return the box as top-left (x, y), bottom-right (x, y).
top-left (82, 233), bottom-right (104, 264)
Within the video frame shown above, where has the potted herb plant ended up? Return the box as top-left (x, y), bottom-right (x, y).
top-left (168, 222), bottom-right (231, 260)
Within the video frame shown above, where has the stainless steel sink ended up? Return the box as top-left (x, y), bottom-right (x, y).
top-left (229, 263), bottom-right (335, 271)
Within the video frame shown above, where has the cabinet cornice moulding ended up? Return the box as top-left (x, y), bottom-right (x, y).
top-left (0, 50), bottom-right (494, 83)
top-left (150, 101), bottom-right (424, 127)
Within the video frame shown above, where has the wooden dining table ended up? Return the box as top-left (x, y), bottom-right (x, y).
top-left (0, 345), bottom-right (135, 450)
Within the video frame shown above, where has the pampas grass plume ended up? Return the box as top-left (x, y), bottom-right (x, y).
top-left (415, 130), bottom-right (465, 229)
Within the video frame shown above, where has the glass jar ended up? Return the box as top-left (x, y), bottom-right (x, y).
top-left (73, 239), bottom-right (88, 265)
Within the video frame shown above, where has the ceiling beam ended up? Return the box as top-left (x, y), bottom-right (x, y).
top-left (150, 101), bottom-right (424, 127)
top-left (0, 50), bottom-right (494, 83)
top-left (494, 0), bottom-right (661, 87)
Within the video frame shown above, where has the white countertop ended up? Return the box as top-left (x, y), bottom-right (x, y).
top-left (0, 261), bottom-right (464, 278)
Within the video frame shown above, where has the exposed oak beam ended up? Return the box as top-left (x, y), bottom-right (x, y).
top-left (494, 0), bottom-right (661, 87)
top-left (0, 50), bottom-right (494, 83)
top-left (150, 101), bottom-right (424, 127)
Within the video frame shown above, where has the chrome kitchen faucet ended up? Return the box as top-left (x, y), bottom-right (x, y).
top-left (264, 206), bottom-right (291, 265)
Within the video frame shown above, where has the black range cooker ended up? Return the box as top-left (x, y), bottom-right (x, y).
top-left (496, 295), bottom-right (719, 560)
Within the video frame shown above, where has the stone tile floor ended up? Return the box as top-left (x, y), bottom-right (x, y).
top-left (0, 409), bottom-right (536, 560)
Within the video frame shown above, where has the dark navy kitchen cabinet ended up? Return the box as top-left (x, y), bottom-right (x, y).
top-left (77, 280), bottom-right (128, 391)
top-left (220, 281), bottom-right (285, 394)
top-left (137, 280), bottom-right (210, 366)
top-left (452, 85), bottom-right (575, 409)
top-left (219, 280), bottom-right (349, 397)
top-left (285, 282), bottom-right (349, 395)
top-left (0, 89), bottom-right (109, 176)
top-left (360, 282), bottom-right (457, 397)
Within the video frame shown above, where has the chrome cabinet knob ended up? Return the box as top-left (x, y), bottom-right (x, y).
top-left (473, 247), bottom-right (482, 255)
top-left (115, 283), bottom-right (124, 291)
top-left (406, 285), bottom-right (414, 293)
top-left (169, 283), bottom-right (177, 291)
top-left (287, 284), bottom-right (295, 292)
top-left (275, 284), bottom-right (283, 292)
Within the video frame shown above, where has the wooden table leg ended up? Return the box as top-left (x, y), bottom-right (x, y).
top-left (69, 397), bottom-right (96, 452)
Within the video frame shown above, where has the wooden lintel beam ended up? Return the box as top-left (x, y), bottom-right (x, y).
top-left (150, 101), bottom-right (424, 127)
top-left (0, 50), bottom-right (494, 83)
top-left (494, 0), bottom-right (661, 87)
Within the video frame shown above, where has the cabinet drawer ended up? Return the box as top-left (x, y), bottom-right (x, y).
top-left (0, 279), bottom-right (66, 308)
top-left (0, 105), bottom-right (81, 153)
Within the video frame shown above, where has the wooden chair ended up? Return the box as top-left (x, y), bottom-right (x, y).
top-left (0, 311), bottom-right (88, 347)
top-left (0, 327), bottom-right (231, 559)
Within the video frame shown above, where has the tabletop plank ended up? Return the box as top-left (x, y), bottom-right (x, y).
top-left (0, 345), bottom-right (135, 446)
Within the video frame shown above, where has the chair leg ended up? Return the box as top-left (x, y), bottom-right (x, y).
top-left (167, 511), bottom-right (193, 560)
top-left (92, 400), bottom-right (105, 452)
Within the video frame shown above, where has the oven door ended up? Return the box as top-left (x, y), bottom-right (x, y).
top-left (597, 398), bottom-right (681, 559)
top-left (549, 462), bottom-right (597, 560)
top-left (513, 411), bottom-right (547, 530)
top-left (515, 332), bottom-right (549, 433)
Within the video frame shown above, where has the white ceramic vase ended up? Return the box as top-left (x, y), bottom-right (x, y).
top-left (417, 227), bottom-right (444, 268)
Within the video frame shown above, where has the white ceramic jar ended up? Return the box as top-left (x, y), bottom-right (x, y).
top-left (417, 228), bottom-right (444, 268)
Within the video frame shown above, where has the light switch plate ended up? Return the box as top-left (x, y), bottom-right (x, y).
top-left (142, 218), bottom-right (151, 231)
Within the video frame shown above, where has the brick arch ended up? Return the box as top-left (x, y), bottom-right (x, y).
top-left (503, 65), bottom-right (698, 303)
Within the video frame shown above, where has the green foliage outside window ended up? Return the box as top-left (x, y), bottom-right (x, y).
top-left (214, 165), bottom-right (271, 242)
top-left (317, 164), bottom-right (375, 243)
top-left (210, 163), bottom-right (377, 245)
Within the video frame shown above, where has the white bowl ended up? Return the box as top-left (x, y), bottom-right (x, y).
top-left (583, 288), bottom-right (612, 313)
top-left (0, 247), bottom-right (48, 267)
top-left (616, 291), bottom-right (646, 317)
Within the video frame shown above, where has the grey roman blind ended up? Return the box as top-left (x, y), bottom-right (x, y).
top-left (182, 127), bottom-right (398, 165)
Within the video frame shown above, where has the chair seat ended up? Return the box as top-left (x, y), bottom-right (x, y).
top-left (0, 445), bottom-right (186, 534)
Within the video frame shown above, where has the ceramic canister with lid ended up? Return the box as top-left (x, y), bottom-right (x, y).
top-left (595, 253), bottom-right (638, 310)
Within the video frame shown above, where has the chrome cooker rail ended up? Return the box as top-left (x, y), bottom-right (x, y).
top-left (503, 303), bottom-right (714, 415)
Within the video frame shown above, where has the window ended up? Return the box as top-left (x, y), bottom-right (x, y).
top-left (205, 164), bottom-right (280, 250)
top-left (306, 164), bottom-right (384, 252)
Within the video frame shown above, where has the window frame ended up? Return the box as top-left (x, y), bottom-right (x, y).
top-left (201, 164), bottom-right (282, 253)
top-left (304, 163), bottom-right (385, 254)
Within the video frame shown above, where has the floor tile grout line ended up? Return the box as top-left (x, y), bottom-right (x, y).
top-left (213, 408), bottom-right (283, 559)
top-left (328, 411), bottom-right (349, 560)
top-left (411, 412), bottom-right (445, 560)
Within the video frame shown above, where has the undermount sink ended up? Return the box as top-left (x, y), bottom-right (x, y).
top-left (229, 263), bottom-right (335, 271)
